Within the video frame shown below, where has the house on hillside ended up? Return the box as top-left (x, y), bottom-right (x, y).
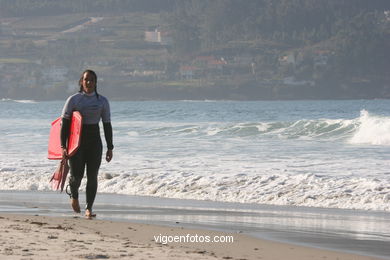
top-left (179, 66), bottom-right (198, 80)
top-left (313, 50), bottom-right (330, 67)
top-left (193, 56), bottom-right (227, 76)
top-left (208, 58), bottom-right (227, 70)
top-left (145, 30), bottom-right (159, 42)
top-left (145, 27), bottom-right (172, 46)
top-left (221, 55), bottom-right (255, 76)
top-left (193, 56), bottom-right (214, 66)
top-left (279, 52), bottom-right (297, 66)
top-left (130, 69), bottom-right (166, 80)
top-left (384, 10), bottom-right (390, 21)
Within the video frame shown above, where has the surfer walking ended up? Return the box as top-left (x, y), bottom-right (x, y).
top-left (60, 69), bottom-right (113, 219)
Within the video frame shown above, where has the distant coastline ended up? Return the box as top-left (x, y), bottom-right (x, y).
top-left (2, 77), bottom-right (388, 101)
top-left (0, 2), bottom-right (388, 101)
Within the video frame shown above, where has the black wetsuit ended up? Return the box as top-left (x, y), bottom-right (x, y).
top-left (60, 91), bottom-right (113, 211)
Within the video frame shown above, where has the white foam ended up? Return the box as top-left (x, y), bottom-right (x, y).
top-left (14, 100), bottom-right (37, 104)
top-left (95, 171), bottom-right (390, 212)
top-left (0, 154), bottom-right (388, 212)
top-left (350, 110), bottom-right (390, 145)
top-left (0, 98), bottom-right (37, 103)
top-left (127, 131), bottom-right (139, 137)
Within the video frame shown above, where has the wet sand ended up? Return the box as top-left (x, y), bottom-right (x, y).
top-left (0, 191), bottom-right (388, 260)
top-left (0, 213), bottom-right (385, 260)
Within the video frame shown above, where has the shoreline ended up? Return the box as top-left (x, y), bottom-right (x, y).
top-left (0, 191), bottom-right (389, 259)
top-left (0, 213), bottom-right (385, 260)
top-left (2, 97), bottom-right (390, 102)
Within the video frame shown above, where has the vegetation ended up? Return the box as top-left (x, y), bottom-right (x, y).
top-left (169, 0), bottom-right (389, 77)
top-left (0, 0), bottom-right (174, 16)
top-left (0, 0), bottom-right (389, 100)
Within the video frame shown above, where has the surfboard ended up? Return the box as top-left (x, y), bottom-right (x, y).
top-left (48, 111), bottom-right (82, 160)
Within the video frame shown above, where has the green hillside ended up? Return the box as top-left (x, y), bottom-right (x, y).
top-left (0, 0), bottom-right (389, 100)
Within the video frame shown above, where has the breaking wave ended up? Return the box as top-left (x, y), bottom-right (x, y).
top-left (349, 110), bottom-right (390, 145)
top-left (122, 109), bottom-right (390, 145)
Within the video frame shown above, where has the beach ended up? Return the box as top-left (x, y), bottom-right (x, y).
top-left (0, 213), bottom-right (385, 260)
top-left (0, 191), bottom-right (389, 260)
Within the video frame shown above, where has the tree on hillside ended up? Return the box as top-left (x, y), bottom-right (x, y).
top-left (166, 1), bottom-right (201, 55)
top-left (0, 0), bottom-right (175, 16)
top-left (333, 11), bottom-right (390, 77)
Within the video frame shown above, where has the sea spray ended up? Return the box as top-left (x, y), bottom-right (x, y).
top-left (350, 110), bottom-right (390, 145)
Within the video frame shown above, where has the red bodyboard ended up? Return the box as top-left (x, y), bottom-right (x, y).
top-left (48, 111), bottom-right (82, 160)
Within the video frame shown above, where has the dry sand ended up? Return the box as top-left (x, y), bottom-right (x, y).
top-left (0, 213), bottom-right (384, 260)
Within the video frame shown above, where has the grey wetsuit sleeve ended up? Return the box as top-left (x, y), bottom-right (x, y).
top-left (61, 96), bottom-right (74, 119)
top-left (101, 97), bottom-right (111, 123)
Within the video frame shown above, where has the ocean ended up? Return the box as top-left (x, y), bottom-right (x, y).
top-left (0, 98), bottom-right (389, 212)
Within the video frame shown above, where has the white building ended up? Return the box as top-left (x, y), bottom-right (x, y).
top-left (145, 29), bottom-right (172, 46)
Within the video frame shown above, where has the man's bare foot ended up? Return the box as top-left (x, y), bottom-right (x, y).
top-left (85, 209), bottom-right (96, 219)
top-left (71, 199), bottom-right (81, 213)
